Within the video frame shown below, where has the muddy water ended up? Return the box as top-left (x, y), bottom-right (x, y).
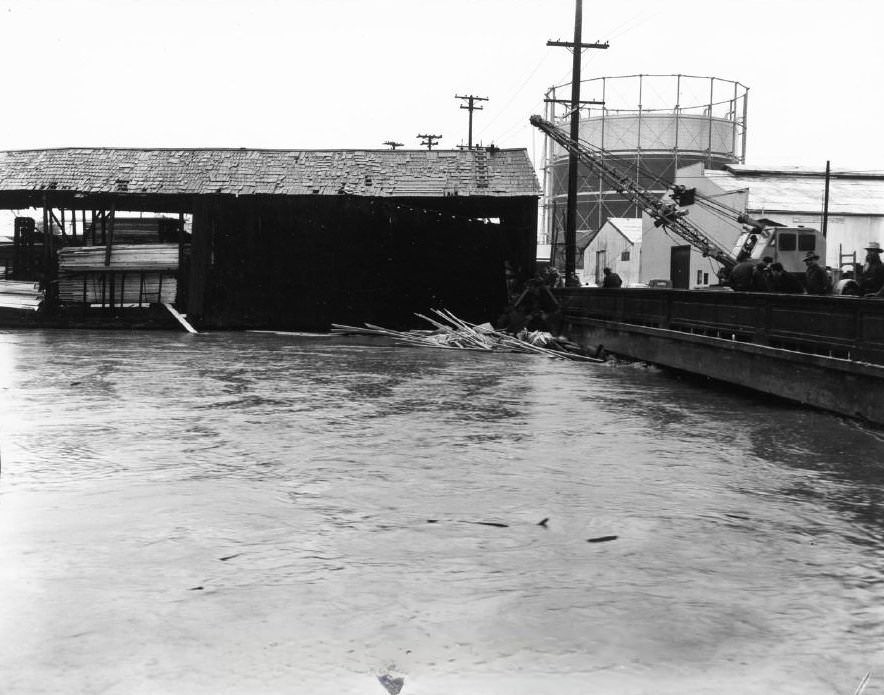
top-left (0, 330), bottom-right (882, 694)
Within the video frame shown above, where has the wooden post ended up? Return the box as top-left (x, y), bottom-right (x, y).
top-left (105, 205), bottom-right (115, 309)
top-left (822, 160), bottom-right (831, 239)
top-left (187, 198), bottom-right (211, 321)
top-left (42, 194), bottom-right (51, 285)
top-left (177, 211), bottom-right (185, 306)
top-left (104, 205), bottom-right (115, 267)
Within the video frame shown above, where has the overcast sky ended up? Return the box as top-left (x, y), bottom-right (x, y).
top-left (0, 0), bottom-right (880, 171)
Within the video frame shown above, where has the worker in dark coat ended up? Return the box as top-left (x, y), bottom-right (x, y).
top-left (859, 241), bottom-right (884, 295)
top-left (601, 267), bottom-right (623, 288)
top-left (768, 262), bottom-right (805, 294)
top-left (802, 251), bottom-right (830, 295)
top-left (751, 256), bottom-right (774, 291)
top-left (729, 260), bottom-right (756, 291)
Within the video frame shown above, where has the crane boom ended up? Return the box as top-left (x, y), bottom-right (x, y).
top-left (530, 115), bottom-right (738, 271)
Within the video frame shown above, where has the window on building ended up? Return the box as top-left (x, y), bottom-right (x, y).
top-left (778, 233), bottom-right (797, 251)
top-left (621, 250), bottom-right (630, 261)
top-left (703, 272), bottom-right (709, 285)
top-left (798, 234), bottom-right (816, 251)
top-left (697, 270), bottom-right (703, 285)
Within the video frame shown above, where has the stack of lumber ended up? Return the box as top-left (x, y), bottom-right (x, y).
top-left (331, 309), bottom-right (603, 362)
top-left (86, 218), bottom-right (180, 244)
top-left (57, 244), bottom-right (178, 306)
top-left (57, 244), bottom-right (179, 271)
top-left (57, 273), bottom-right (177, 305)
top-left (0, 279), bottom-right (43, 310)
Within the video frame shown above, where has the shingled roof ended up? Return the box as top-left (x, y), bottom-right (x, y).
top-left (0, 147), bottom-right (540, 198)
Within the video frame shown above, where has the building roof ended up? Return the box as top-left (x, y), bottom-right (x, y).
top-left (602, 217), bottom-right (643, 244)
top-left (0, 147), bottom-right (541, 199)
top-left (704, 164), bottom-right (884, 216)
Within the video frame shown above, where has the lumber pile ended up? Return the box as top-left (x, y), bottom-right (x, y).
top-left (331, 309), bottom-right (603, 362)
top-left (57, 244), bottom-right (179, 306)
top-left (0, 279), bottom-right (43, 310)
top-left (57, 273), bottom-right (177, 305)
top-left (57, 244), bottom-right (179, 271)
top-left (85, 218), bottom-right (180, 244)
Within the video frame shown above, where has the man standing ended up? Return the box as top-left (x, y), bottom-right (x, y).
top-left (751, 256), bottom-right (774, 291)
top-left (859, 241), bottom-right (884, 295)
top-left (803, 251), bottom-right (830, 295)
top-left (601, 267), bottom-right (623, 288)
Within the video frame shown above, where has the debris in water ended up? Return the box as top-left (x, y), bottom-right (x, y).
top-left (464, 521), bottom-right (509, 528)
top-left (587, 535), bottom-right (618, 543)
top-left (331, 308), bottom-right (603, 362)
top-left (537, 517), bottom-right (549, 527)
top-left (188, 586), bottom-right (204, 591)
top-left (219, 554), bottom-right (241, 561)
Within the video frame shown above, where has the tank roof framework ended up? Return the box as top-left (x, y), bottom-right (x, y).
top-left (540, 74), bottom-right (749, 250)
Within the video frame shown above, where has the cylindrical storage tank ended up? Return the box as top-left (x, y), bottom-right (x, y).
top-left (541, 74), bottom-right (748, 246)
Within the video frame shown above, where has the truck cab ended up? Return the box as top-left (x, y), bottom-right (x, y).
top-left (733, 225), bottom-right (826, 274)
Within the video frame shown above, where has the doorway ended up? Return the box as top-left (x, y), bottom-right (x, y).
top-left (595, 249), bottom-right (606, 285)
top-left (670, 245), bottom-right (691, 289)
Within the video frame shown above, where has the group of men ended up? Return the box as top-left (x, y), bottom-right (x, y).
top-left (729, 242), bottom-right (884, 296)
top-left (540, 241), bottom-right (884, 296)
top-left (729, 255), bottom-right (813, 293)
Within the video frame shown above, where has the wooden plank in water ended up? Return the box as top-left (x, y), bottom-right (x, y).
top-left (163, 303), bottom-right (198, 334)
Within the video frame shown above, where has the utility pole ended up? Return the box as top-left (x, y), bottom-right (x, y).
top-left (417, 134), bottom-right (442, 150)
top-left (383, 141), bottom-right (404, 150)
top-left (822, 160), bottom-right (831, 239)
top-left (455, 94), bottom-right (488, 150)
top-left (547, 0), bottom-right (608, 284)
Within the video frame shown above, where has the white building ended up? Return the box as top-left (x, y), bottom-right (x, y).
top-left (581, 218), bottom-right (642, 286)
top-left (639, 163), bottom-right (884, 288)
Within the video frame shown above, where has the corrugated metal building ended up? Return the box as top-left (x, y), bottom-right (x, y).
top-left (640, 163), bottom-right (884, 287)
top-left (0, 146), bottom-right (541, 328)
top-left (698, 164), bottom-right (884, 269)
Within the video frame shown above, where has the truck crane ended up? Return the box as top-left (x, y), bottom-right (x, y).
top-left (530, 114), bottom-right (829, 287)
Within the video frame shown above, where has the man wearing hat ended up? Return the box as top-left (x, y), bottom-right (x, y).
top-left (802, 251), bottom-right (830, 295)
top-left (859, 241), bottom-right (884, 295)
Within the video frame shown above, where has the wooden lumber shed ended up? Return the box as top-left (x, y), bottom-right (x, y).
top-left (0, 146), bottom-right (540, 329)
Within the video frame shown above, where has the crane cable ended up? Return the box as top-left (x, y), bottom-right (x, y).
top-left (532, 115), bottom-right (736, 265)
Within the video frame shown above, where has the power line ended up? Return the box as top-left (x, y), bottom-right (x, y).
top-left (475, 50), bottom-right (552, 140)
top-left (383, 141), bottom-right (404, 150)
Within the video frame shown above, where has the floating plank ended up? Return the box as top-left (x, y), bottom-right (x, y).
top-left (163, 302), bottom-right (198, 334)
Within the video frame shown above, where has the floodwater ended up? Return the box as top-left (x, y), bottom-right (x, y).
top-left (0, 330), bottom-right (883, 695)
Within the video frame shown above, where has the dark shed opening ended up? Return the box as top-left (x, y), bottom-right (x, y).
top-left (0, 146), bottom-right (540, 330)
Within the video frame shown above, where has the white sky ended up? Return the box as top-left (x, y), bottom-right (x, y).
top-left (0, 0), bottom-right (881, 171)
